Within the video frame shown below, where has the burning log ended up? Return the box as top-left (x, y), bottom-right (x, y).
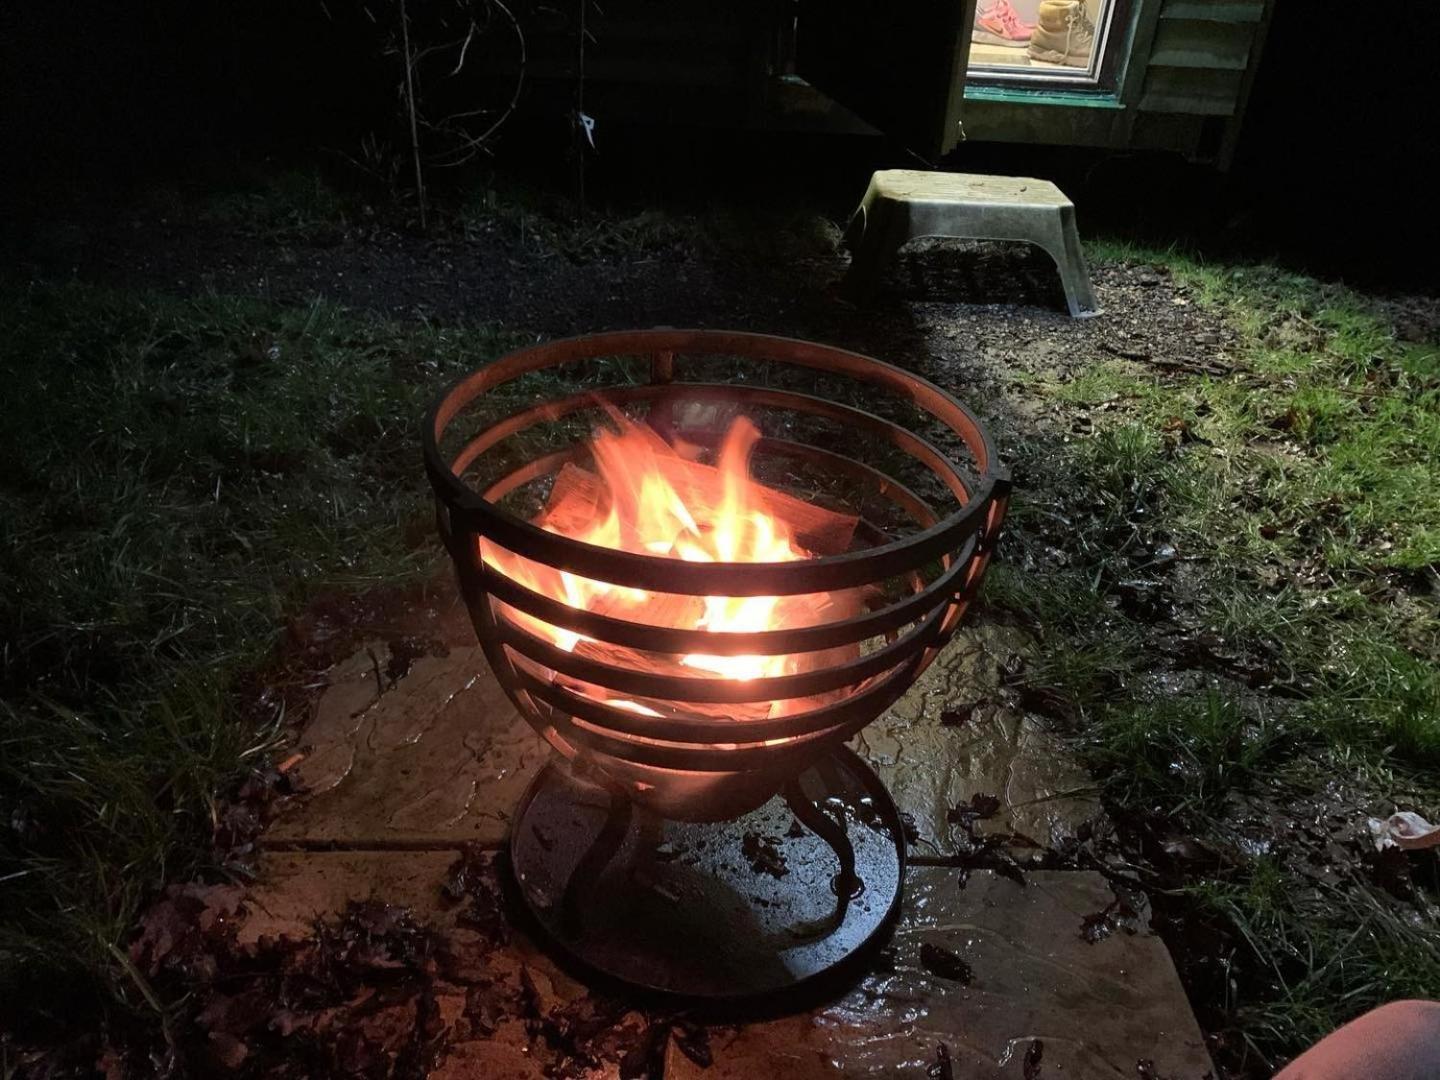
top-left (486, 416), bottom-right (869, 725)
top-left (537, 458), bottom-right (860, 559)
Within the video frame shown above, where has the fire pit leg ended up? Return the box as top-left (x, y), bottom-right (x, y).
top-left (782, 778), bottom-right (860, 933)
top-left (508, 748), bottom-right (906, 999)
top-left (559, 775), bottom-right (634, 939)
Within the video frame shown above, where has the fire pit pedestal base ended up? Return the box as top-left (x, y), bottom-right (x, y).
top-left (509, 746), bottom-right (906, 1000)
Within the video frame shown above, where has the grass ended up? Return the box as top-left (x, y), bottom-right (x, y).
top-left (989, 243), bottom-right (1440, 1071)
top-left (0, 282), bottom-right (514, 1025)
top-left (1188, 873), bottom-right (1440, 1058)
top-left (1089, 692), bottom-right (1284, 815)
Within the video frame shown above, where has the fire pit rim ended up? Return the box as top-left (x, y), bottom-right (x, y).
top-left (423, 329), bottom-right (1010, 596)
top-left (424, 327), bottom-right (1010, 791)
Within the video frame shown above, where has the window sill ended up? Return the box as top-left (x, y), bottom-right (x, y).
top-left (963, 84), bottom-right (1125, 109)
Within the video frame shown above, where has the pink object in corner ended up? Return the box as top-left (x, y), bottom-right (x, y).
top-left (973, 0), bottom-right (1035, 44)
top-left (1274, 1000), bottom-right (1440, 1080)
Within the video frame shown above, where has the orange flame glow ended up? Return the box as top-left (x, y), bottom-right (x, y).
top-left (481, 412), bottom-right (862, 720)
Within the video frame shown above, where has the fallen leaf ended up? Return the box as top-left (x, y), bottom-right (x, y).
top-left (1024, 1039), bottom-right (1044, 1079)
top-left (443, 845), bottom-right (510, 945)
top-left (617, 1019), bottom-right (669, 1080)
top-left (129, 882), bottom-right (245, 977)
top-left (940, 703), bottom-right (977, 728)
top-left (208, 1031), bottom-right (249, 1071)
top-left (990, 852), bottom-right (1029, 887)
top-left (947, 792), bottom-right (1002, 829)
top-left (96, 1048), bottom-right (126, 1080)
top-left (898, 811), bottom-right (921, 845)
top-left (741, 832), bottom-right (788, 878)
top-left (1161, 836), bottom-right (1218, 864)
top-left (672, 1020), bottom-right (712, 1068)
top-left (927, 1042), bottom-right (955, 1080)
top-left (1079, 897), bottom-right (1139, 945)
top-left (970, 792), bottom-right (1001, 818)
top-left (919, 942), bottom-right (972, 984)
top-left (1367, 811), bottom-right (1440, 851)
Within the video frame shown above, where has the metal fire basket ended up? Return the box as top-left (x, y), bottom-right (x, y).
top-left (424, 330), bottom-right (1009, 998)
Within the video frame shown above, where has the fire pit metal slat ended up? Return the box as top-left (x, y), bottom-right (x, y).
top-left (429, 328), bottom-right (1001, 467)
top-left (704, 434), bottom-right (944, 528)
top-left (473, 437), bottom-right (948, 574)
top-left (512, 651), bottom-right (926, 748)
top-left (493, 598), bottom-right (948, 704)
top-left (475, 431), bottom-right (946, 534)
top-left (452, 380), bottom-right (979, 509)
top-left (455, 504), bottom-right (989, 596)
top-left (478, 532), bottom-right (977, 657)
top-left (515, 663), bottom-right (924, 770)
top-left (443, 380), bottom-right (984, 601)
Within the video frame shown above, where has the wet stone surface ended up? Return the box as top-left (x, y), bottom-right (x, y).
top-left (268, 641), bottom-right (549, 846)
top-left (853, 619), bottom-right (1102, 856)
top-left (242, 854), bottom-right (1212, 1078)
top-left (666, 869), bottom-right (1214, 1080)
top-left (271, 613), bottom-right (1101, 856)
top-left (251, 613), bottom-right (1197, 1078)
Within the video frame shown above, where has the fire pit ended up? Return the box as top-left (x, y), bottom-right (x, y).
top-left (424, 330), bottom-right (1008, 997)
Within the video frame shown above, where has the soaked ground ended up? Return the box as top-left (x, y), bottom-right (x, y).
top-left (245, 606), bottom-right (1211, 1078)
top-left (12, 184), bottom-right (1438, 1077)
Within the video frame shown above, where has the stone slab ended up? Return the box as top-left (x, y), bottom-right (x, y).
top-left (271, 615), bottom-right (1100, 856)
top-left (852, 620), bottom-right (1102, 855)
top-left (667, 868), bottom-right (1215, 1079)
top-left (268, 643), bottom-right (550, 846)
top-left (244, 856), bottom-right (1210, 1078)
top-left (240, 849), bottom-right (465, 946)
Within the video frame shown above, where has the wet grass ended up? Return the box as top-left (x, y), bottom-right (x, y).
top-left (1089, 692), bottom-right (1285, 815)
top-left (990, 244), bottom-right (1440, 1071)
top-left (0, 282), bottom-right (514, 1025)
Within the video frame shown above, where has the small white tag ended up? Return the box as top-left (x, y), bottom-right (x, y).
top-left (577, 111), bottom-right (597, 150)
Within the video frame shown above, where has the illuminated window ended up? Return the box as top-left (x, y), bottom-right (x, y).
top-left (967, 0), bottom-right (1124, 85)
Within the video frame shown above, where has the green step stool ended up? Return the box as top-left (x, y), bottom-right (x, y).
top-left (842, 170), bottom-right (1101, 318)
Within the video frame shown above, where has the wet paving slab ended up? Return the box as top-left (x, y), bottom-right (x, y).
top-left (664, 868), bottom-right (1214, 1079)
top-left (852, 619), bottom-right (1101, 857)
top-left (270, 616), bottom-right (1100, 858)
top-left (255, 619), bottom-right (1207, 1077)
top-left (242, 853), bottom-right (1214, 1078)
top-left (267, 640), bottom-right (549, 846)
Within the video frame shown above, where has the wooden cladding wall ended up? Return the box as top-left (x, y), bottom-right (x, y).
top-left (517, 1), bottom-right (760, 88)
top-left (1137, 0), bottom-right (1268, 118)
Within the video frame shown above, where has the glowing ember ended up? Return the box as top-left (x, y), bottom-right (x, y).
top-left (481, 412), bottom-right (862, 720)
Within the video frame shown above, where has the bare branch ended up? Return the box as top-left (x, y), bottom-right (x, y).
top-left (450, 19), bottom-right (477, 76)
top-left (398, 0), bottom-right (428, 229)
top-left (425, 0), bottom-right (527, 168)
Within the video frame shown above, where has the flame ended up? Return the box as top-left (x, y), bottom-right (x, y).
top-left (480, 410), bottom-right (872, 725)
top-left (670, 420), bottom-right (807, 679)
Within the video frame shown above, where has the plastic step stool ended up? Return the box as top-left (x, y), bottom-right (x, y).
top-left (841, 170), bottom-right (1101, 318)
